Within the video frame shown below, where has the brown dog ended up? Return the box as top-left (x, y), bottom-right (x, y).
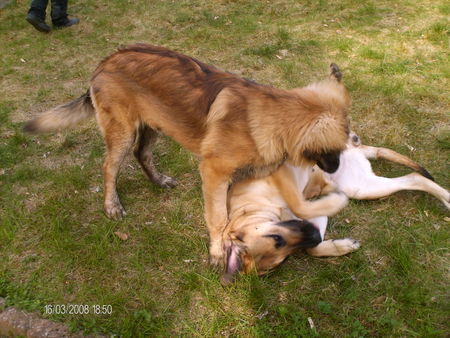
top-left (24, 44), bottom-right (351, 267)
top-left (222, 163), bottom-right (358, 284)
top-left (221, 132), bottom-right (449, 283)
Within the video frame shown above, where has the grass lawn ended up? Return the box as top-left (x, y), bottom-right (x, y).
top-left (0, 0), bottom-right (449, 336)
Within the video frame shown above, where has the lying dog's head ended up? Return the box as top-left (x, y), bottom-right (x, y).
top-left (221, 219), bottom-right (321, 285)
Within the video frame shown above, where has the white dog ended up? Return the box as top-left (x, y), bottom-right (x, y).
top-left (305, 132), bottom-right (450, 209)
top-left (220, 132), bottom-right (449, 283)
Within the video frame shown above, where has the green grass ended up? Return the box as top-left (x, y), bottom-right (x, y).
top-left (0, 0), bottom-right (449, 336)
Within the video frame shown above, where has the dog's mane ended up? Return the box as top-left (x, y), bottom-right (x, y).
top-left (248, 79), bottom-right (351, 165)
top-left (291, 82), bottom-right (350, 163)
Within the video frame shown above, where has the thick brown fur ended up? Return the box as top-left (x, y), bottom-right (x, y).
top-left (24, 44), bottom-right (351, 267)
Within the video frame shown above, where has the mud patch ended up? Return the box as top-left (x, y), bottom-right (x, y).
top-left (0, 298), bottom-right (104, 337)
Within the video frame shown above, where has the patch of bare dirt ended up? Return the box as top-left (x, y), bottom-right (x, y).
top-left (0, 298), bottom-right (104, 337)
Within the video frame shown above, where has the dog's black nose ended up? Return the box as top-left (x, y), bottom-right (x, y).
top-left (317, 153), bottom-right (340, 173)
top-left (304, 150), bottom-right (341, 173)
top-left (277, 219), bottom-right (322, 248)
top-left (298, 221), bottom-right (322, 248)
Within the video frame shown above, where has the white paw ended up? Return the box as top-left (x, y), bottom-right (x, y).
top-left (444, 200), bottom-right (450, 211)
top-left (442, 191), bottom-right (450, 210)
top-left (328, 192), bottom-right (349, 214)
top-left (157, 175), bottom-right (177, 188)
top-left (332, 238), bottom-right (360, 255)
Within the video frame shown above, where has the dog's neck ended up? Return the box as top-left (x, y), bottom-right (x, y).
top-left (231, 153), bottom-right (287, 183)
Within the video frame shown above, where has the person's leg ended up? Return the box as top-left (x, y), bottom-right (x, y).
top-left (51, 0), bottom-right (79, 27)
top-left (26, 0), bottom-right (51, 32)
top-left (28, 0), bottom-right (49, 19)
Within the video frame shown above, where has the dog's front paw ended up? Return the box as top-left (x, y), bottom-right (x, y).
top-left (443, 191), bottom-right (450, 210)
top-left (105, 201), bottom-right (126, 220)
top-left (208, 240), bottom-right (225, 270)
top-left (328, 192), bottom-right (349, 214)
top-left (157, 175), bottom-right (177, 188)
top-left (332, 238), bottom-right (360, 255)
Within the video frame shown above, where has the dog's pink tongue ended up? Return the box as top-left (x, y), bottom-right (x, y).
top-left (220, 246), bottom-right (240, 286)
top-left (227, 247), bottom-right (240, 273)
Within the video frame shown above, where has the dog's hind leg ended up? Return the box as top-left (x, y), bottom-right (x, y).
top-left (348, 173), bottom-right (450, 209)
top-left (359, 145), bottom-right (434, 180)
top-left (133, 124), bottom-right (177, 188)
top-left (97, 112), bottom-right (137, 219)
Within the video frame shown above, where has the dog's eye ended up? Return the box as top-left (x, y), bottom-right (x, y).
top-left (264, 234), bottom-right (286, 249)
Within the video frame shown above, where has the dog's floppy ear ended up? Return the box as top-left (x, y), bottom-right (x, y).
top-left (220, 234), bottom-right (254, 286)
top-left (330, 63), bottom-right (343, 82)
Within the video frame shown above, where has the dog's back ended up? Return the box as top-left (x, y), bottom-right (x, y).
top-left (91, 44), bottom-right (248, 153)
top-left (25, 44), bottom-right (261, 152)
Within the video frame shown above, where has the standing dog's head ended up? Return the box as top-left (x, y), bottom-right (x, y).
top-left (220, 219), bottom-right (321, 285)
top-left (287, 63), bottom-right (351, 174)
top-left (303, 149), bottom-right (342, 174)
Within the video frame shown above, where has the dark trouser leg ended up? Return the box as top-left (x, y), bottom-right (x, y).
top-left (28, 0), bottom-right (49, 20)
top-left (50, 0), bottom-right (68, 25)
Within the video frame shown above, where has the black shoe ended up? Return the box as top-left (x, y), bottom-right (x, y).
top-left (53, 17), bottom-right (80, 28)
top-left (26, 13), bottom-right (51, 33)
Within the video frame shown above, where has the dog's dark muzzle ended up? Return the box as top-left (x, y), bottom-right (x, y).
top-left (277, 219), bottom-right (322, 249)
top-left (317, 152), bottom-right (340, 173)
top-left (304, 150), bottom-right (341, 174)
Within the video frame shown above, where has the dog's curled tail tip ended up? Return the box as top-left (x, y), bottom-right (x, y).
top-left (330, 63), bottom-right (343, 82)
top-left (418, 166), bottom-right (435, 181)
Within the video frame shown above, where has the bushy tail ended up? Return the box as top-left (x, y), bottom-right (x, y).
top-left (23, 90), bottom-right (95, 133)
